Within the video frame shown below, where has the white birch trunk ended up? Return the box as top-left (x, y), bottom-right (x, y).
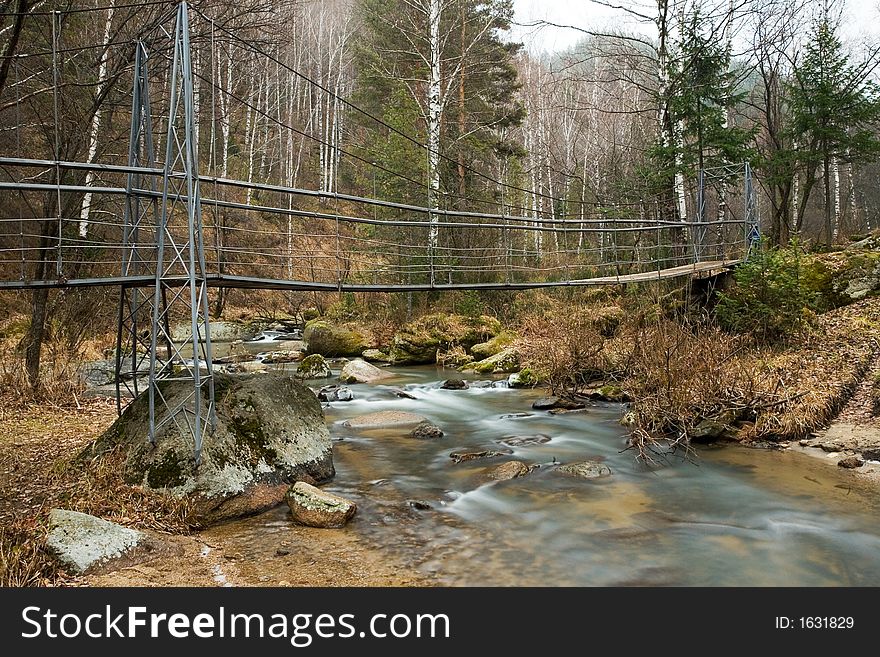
top-left (78, 1), bottom-right (115, 238)
top-left (848, 160), bottom-right (858, 230)
top-left (427, 0), bottom-right (442, 256)
top-left (832, 157), bottom-right (841, 241)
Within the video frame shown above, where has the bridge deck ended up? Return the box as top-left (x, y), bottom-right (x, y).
top-left (0, 260), bottom-right (738, 292)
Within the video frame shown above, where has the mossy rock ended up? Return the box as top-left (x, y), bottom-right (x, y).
top-left (471, 348), bottom-right (520, 374)
top-left (81, 373), bottom-right (334, 525)
top-left (508, 367), bottom-right (542, 388)
top-left (303, 319), bottom-right (369, 357)
top-left (389, 313), bottom-right (502, 365)
top-left (804, 250), bottom-right (880, 310)
top-left (470, 331), bottom-right (517, 358)
top-left (297, 354), bottom-right (332, 379)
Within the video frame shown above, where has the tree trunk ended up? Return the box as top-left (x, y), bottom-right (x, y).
top-left (78, 1), bottom-right (116, 238)
top-left (832, 156), bottom-right (840, 241)
top-left (426, 0), bottom-right (442, 271)
top-left (824, 151), bottom-right (832, 247)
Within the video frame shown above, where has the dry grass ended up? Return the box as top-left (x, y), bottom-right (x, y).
top-left (0, 398), bottom-right (197, 587)
top-left (517, 292), bottom-right (880, 461)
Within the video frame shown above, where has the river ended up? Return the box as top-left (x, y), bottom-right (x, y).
top-left (204, 365), bottom-right (880, 586)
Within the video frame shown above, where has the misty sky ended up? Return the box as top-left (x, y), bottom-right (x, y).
top-left (510, 0), bottom-right (880, 54)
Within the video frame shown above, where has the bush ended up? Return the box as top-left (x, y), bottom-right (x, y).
top-left (716, 243), bottom-right (817, 342)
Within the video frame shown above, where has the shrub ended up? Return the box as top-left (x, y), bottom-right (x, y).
top-left (716, 243), bottom-right (817, 342)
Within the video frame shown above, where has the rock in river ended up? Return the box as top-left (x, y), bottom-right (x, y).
top-left (286, 481), bottom-right (357, 528)
top-left (483, 460), bottom-right (530, 481)
top-left (343, 410), bottom-right (428, 429)
top-left (81, 372), bottom-right (334, 524)
top-left (46, 509), bottom-right (157, 575)
top-left (303, 319), bottom-right (370, 357)
top-left (555, 460), bottom-right (612, 479)
top-left (317, 385), bottom-right (354, 402)
top-left (449, 449), bottom-right (512, 463)
top-left (838, 456), bottom-right (865, 469)
top-left (440, 378), bottom-right (468, 390)
top-left (532, 397), bottom-right (585, 411)
top-left (409, 421), bottom-right (444, 439)
top-left (296, 354), bottom-right (332, 379)
top-left (500, 434), bottom-right (551, 447)
top-left (339, 358), bottom-right (394, 384)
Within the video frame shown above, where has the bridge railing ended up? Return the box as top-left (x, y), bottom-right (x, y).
top-left (0, 156), bottom-right (754, 290)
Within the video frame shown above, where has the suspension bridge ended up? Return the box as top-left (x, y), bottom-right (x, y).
top-left (0, 2), bottom-right (760, 461)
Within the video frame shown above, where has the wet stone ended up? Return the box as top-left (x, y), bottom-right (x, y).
top-left (499, 434), bottom-right (552, 447)
top-left (409, 422), bottom-right (445, 440)
top-left (838, 456), bottom-right (865, 469)
top-left (449, 449), bottom-right (512, 464)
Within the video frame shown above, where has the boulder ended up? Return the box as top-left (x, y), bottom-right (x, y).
top-left (362, 349), bottom-right (391, 363)
top-left (500, 434), bottom-right (551, 447)
top-left (507, 368), bottom-right (540, 388)
top-left (471, 348), bottom-right (520, 374)
top-left (46, 509), bottom-right (151, 575)
top-left (392, 388), bottom-right (418, 400)
top-left (339, 359), bottom-right (394, 384)
top-left (555, 461), bottom-right (612, 479)
top-left (389, 314), bottom-right (502, 365)
top-left (296, 354), bottom-right (332, 379)
top-left (303, 319), bottom-right (369, 357)
top-left (471, 331), bottom-right (517, 358)
top-left (82, 373), bottom-right (334, 524)
top-left (532, 397), bottom-right (585, 411)
top-left (172, 320), bottom-right (260, 343)
top-left (838, 456), bottom-right (865, 469)
top-left (317, 385), bottom-right (354, 402)
top-left (409, 421), bottom-right (444, 439)
top-left (343, 410), bottom-right (428, 429)
top-left (483, 460), bottom-right (530, 481)
top-left (286, 482), bottom-right (356, 528)
top-left (441, 378), bottom-right (468, 390)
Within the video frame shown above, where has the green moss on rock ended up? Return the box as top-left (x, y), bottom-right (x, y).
top-left (471, 331), bottom-right (517, 358)
top-left (389, 313), bottom-right (502, 364)
top-left (471, 348), bottom-right (520, 374)
top-left (146, 450), bottom-right (187, 489)
top-left (508, 367), bottom-right (542, 388)
top-left (303, 319), bottom-right (369, 356)
top-left (296, 354), bottom-right (332, 379)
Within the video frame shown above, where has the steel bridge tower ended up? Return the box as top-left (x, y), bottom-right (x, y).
top-left (115, 2), bottom-right (215, 464)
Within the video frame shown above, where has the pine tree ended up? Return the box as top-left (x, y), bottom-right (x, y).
top-left (788, 6), bottom-right (880, 246)
top-left (648, 7), bottom-right (754, 219)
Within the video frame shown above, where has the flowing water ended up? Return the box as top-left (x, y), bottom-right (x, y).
top-left (207, 365), bottom-right (880, 586)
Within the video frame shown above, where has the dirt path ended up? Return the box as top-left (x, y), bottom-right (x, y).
top-left (797, 355), bottom-right (880, 480)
